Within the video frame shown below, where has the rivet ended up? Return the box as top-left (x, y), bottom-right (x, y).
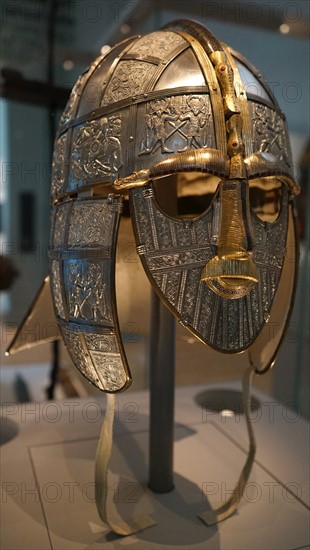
top-left (129, 136), bottom-right (134, 142)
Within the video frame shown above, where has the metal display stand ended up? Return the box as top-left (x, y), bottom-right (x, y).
top-left (148, 177), bottom-right (177, 493)
top-left (149, 292), bottom-right (176, 492)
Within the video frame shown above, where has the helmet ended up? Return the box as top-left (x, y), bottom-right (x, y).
top-left (48, 18), bottom-right (300, 531)
top-left (50, 19), bottom-right (299, 392)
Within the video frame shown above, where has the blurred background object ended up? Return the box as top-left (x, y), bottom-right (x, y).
top-left (0, 254), bottom-right (19, 290)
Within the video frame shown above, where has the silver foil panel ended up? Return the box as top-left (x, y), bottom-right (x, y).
top-left (60, 53), bottom-right (106, 127)
top-left (59, 73), bottom-right (87, 127)
top-left (67, 201), bottom-right (114, 248)
top-left (102, 60), bottom-right (158, 106)
top-left (50, 260), bottom-right (65, 319)
top-left (130, 185), bottom-right (289, 352)
top-left (68, 115), bottom-right (123, 191)
top-left (137, 94), bottom-right (215, 160)
top-left (249, 101), bottom-right (293, 169)
top-left (51, 134), bottom-right (68, 201)
top-left (60, 326), bottom-right (128, 392)
top-left (49, 195), bottom-right (131, 392)
top-left (127, 31), bottom-right (185, 59)
top-left (76, 38), bottom-right (138, 118)
top-left (52, 202), bottom-right (69, 248)
top-left (61, 93), bottom-right (214, 195)
top-left (100, 31), bottom-right (187, 107)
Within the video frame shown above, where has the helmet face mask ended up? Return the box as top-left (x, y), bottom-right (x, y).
top-left (49, 20), bottom-right (299, 391)
top-left (128, 156), bottom-right (291, 355)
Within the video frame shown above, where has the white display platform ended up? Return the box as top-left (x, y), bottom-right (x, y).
top-left (1, 383), bottom-right (309, 550)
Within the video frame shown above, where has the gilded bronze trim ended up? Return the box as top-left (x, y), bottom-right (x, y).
top-left (223, 44), bottom-right (253, 158)
top-left (174, 30), bottom-right (227, 153)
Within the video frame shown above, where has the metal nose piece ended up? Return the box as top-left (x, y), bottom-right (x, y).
top-left (201, 254), bottom-right (258, 299)
top-left (201, 180), bottom-right (258, 299)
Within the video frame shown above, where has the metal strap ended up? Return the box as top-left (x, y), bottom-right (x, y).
top-left (199, 367), bottom-right (256, 525)
top-left (95, 393), bottom-right (156, 535)
top-left (95, 370), bottom-right (256, 533)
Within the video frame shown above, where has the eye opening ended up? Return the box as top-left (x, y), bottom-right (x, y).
top-left (154, 172), bottom-right (221, 218)
top-left (249, 177), bottom-right (283, 223)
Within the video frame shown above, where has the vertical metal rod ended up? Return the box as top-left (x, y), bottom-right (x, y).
top-left (46, 340), bottom-right (60, 400)
top-left (148, 175), bottom-right (177, 492)
top-left (149, 291), bottom-right (176, 493)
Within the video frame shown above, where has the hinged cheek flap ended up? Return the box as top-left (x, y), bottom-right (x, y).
top-left (49, 195), bottom-right (131, 392)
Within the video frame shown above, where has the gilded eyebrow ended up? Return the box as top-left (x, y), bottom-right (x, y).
top-left (114, 148), bottom-right (230, 190)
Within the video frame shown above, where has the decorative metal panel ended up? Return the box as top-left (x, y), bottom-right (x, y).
top-left (249, 102), bottom-right (293, 169)
top-left (130, 184), bottom-right (289, 352)
top-left (49, 195), bottom-right (131, 392)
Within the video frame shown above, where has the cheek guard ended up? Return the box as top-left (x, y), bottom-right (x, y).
top-left (50, 195), bottom-right (131, 392)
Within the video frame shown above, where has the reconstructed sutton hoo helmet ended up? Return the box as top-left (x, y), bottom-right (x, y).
top-left (9, 19), bottom-right (299, 533)
top-left (50, 19), bottom-right (299, 394)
